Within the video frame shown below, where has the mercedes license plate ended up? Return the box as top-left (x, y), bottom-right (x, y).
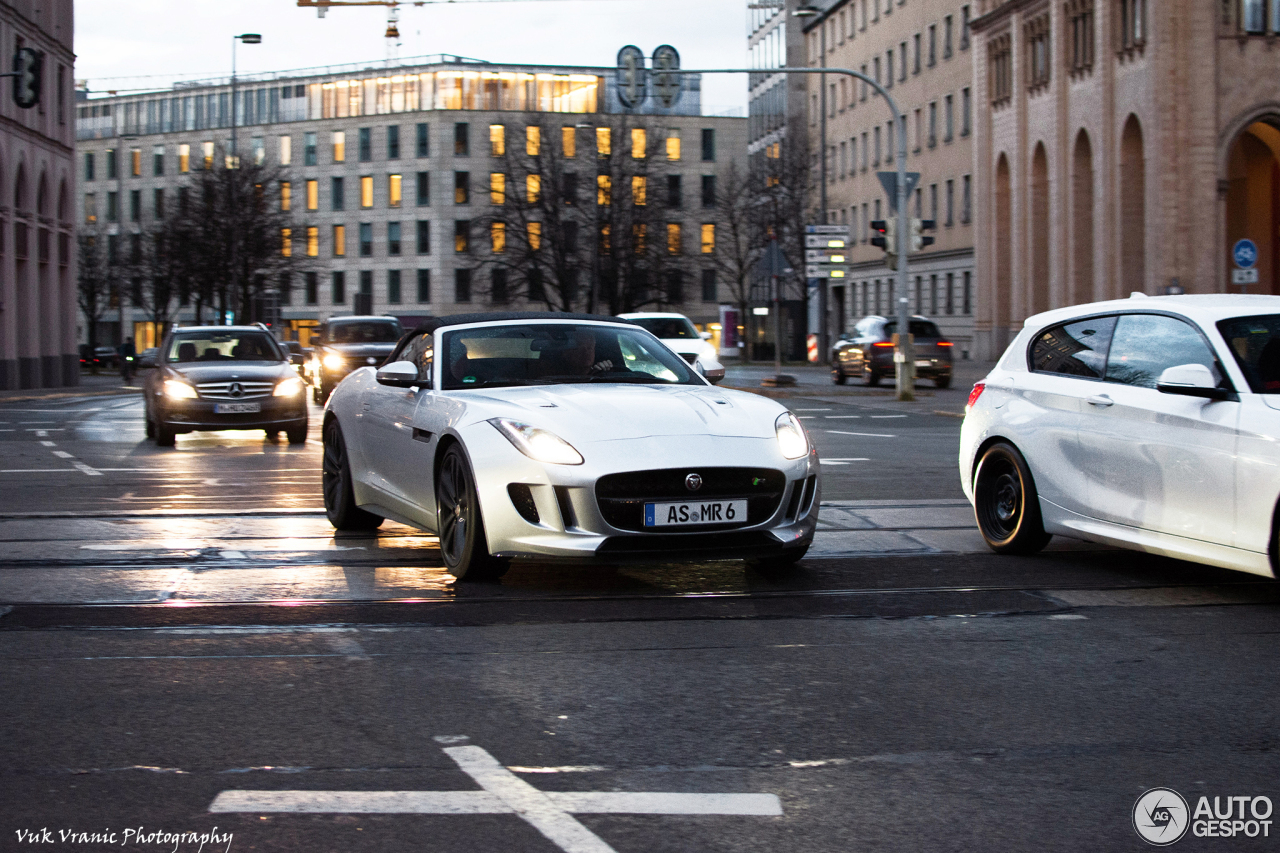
top-left (644, 499), bottom-right (747, 527)
top-left (914, 359), bottom-right (931, 368)
top-left (214, 402), bottom-right (261, 414)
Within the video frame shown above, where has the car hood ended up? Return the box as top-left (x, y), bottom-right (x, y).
top-left (459, 383), bottom-right (782, 441)
top-left (166, 362), bottom-right (292, 383)
top-left (657, 338), bottom-right (710, 356)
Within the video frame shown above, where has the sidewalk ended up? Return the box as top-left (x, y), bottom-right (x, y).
top-left (0, 370), bottom-right (143, 403)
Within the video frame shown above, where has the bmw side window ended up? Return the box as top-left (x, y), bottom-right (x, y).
top-left (1029, 316), bottom-right (1116, 378)
top-left (1104, 314), bottom-right (1223, 390)
top-left (1217, 314), bottom-right (1280, 393)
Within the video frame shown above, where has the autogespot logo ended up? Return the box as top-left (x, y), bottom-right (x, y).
top-left (1134, 788), bottom-right (1190, 846)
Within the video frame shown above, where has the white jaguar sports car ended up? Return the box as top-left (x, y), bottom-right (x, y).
top-left (322, 312), bottom-right (821, 580)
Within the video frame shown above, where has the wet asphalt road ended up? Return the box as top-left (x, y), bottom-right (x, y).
top-left (1, 386), bottom-right (1278, 852)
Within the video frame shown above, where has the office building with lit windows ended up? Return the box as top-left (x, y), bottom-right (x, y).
top-left (75, 55), bottom-right (746, 348)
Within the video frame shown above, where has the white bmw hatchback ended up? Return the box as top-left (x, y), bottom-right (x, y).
top-left (960, 294), bottom-right (1280, 578)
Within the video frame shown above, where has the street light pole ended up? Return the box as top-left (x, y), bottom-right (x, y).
top-left (228, 33), bottom-right (261, 325)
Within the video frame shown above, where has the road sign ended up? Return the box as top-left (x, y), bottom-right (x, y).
top-left (876, 171), bottom-right (920, 213)
top-left (1233, 268), bottom-right (1259, 285)
top-left (616, 45), bottom-right (646, 108)
top-left (1233, 239), bottom-right (1258, 269)
top-left (652, 45), bottom-right (682, 109)
top-left (805, 224), bottom-right (850, 235)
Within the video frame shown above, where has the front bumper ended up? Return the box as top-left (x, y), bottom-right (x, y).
top-left (159, 396), bottom-right (308, 432)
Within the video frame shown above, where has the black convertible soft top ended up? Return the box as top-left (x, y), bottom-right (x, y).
top-left (406, 311), bottom-right (636, 339)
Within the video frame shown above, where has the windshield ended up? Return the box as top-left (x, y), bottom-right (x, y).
top-left (442, 323), bottom-right (699, 390)
top-left (166, 331), bottom-right (281, 363)
top-left (1218, 314), bottom-right (1280, 393)
top-left (629, 317), bottom-right (700, 340)
top-left (328, 320), bottom-right (403, 344)
top-left (883, 320), bottom-right (944, 339)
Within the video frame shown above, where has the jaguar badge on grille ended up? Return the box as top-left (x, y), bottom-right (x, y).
top-left (685, 473), bottom-right (703, 491)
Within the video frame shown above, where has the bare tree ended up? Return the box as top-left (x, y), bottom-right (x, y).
top-left (705, 160), bottom-right (765, 361)
top-left (76, 228), bottom-right (113, 359)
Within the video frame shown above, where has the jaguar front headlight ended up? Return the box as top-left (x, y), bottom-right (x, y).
top-left (162, 379), bottom-right (197, 400)
top-left (489, 418), bottom-right (584, 466)
top-left (775, 411), bottom-right (809, 460)
top-left (274, 376), bottom-right (304, 397)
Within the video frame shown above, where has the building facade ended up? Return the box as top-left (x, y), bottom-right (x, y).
top-left (75, 57), bottom-right (746, 348)
top-left (803, 0), bottom-right (979, 358)
top-left (971, 0), bottom-right (1280, 359)
top-left (0, 0), bottom-right (77, 390)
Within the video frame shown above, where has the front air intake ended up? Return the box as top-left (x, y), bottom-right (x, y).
top-left (507, 483), bottom-right (539, 523)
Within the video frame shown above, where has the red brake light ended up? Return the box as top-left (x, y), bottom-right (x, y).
top-left (966, 382), bottom-right (986, 414)
top-left (937, 341), bottom-right (954, 347)
top-left (872, 341), bottom-right (895, 348)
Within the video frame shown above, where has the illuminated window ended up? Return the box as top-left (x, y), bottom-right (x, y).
top-left (251, 136), bottom-right (264, 166)
top-left (281, 181), bottom-right (291, 211)
top-left (599, 224), bottom-right (610, 253)
top-left (633, 223), bottom-right (646, 253)
top-left (278, 135), bottom-right (291, 166)
top-left (454, 171), bottom-right (470, 204)
top-left (526, 174), bottom-right (540, 204)
top-left (306, 179), bottom-right (318, 211)
top-left (528, 221), bottom-right (541, 250)
top-left (282, 228), bottom-right (292, 257)
top-left (666, 129), bottom-right (681, 160)
top-left (201, 142), bottom-right (214, 170)
top-left (360, 176), bottom-right (373, 208)
top-left (701, 223), bottom-right (715, 253)
top-left (333, 224), bottom-right (346, 256)
top-left (597, 174), bottom-right (611, 205)
top-left (562, 126), bottom-right (576, 158)
top-left (631, 128), bottom-right (646, 159)
top-left (490, 172), bottom-right (505, 204)
top-left (596, 127), bottom-right (611, 157)
top-left (491, 221), bottom-right (506, 253)
top-left (130, 148), bottom-right (141, 176)
top-left (84, 193), bottom-right (96, 224)
top-left (667, 222), bottom-right (682, 255)
top-left (389, 174), bottom-right (402, 208)
top-left (632, 176), bottom-right (646, 205)
top-left (526, 126), bottom-right (541, 156)
top-left (306, 226), bottom-right (319, 257)
top-left (178, 143), bottom-right (190, 173)
top-left (332, 131), bottom-right (345, 162)
top-left (490, 124), bottom-right (505, 156)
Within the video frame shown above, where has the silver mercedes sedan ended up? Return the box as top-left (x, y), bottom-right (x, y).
top-left (322, 312), bottom-right (821, 580)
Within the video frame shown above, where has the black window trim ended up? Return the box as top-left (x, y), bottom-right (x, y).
top-left (1025, 309), bottom-right (1238, 398)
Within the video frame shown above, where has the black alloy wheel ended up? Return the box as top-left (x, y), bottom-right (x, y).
top-left (154, 413), bottom-right (176, 448)
top-left (322, 419), bottom-right (383, 531)
top-left (973, 441), bottom-right (1051, 555)
top-left (436, 444), bottom-right (508, 582)
top-left (832, 364), bottom-right (847, 385)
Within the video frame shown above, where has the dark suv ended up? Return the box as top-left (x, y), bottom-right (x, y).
top-left (832, 316), bottom-right (954, 388)
top-left (306, 315), bottom-right (405, 404)
top-left (140, 326), bottom-right (308, 447)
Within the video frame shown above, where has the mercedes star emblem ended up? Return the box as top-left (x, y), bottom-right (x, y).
top-left (228, 382), bottom-right (243, 398)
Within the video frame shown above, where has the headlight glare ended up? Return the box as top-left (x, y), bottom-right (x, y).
top-left (775, 411), bottom-right (809, 459)
top-left (162, 379), bottom-right (197, 400)
top-left (274, 377), bottom-right (304, 397)
top-left (489, 418), bottom-right (584, 465)
top-left (322, 353), bottom-right (346, 371)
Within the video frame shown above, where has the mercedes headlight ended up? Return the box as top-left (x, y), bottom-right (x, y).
top-left (162, 379), bottom-right (197, 400)
top-left (274, 376), bottom-right (304, 397)
top-left (775, 411), bottom-right (809, 459)
top-left (322, 352), bottom-right (346, 371)
top-left (489, 418), bottom-right (584, 466)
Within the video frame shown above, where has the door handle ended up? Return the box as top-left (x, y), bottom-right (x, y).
top-left (1086, 394), bottom-right (1114, 408)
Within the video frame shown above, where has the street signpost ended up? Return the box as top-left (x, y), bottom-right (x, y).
top-left (804, 224), bottom-right (849, 281)
top-left (1232, 238), bottom-right (1259, 289)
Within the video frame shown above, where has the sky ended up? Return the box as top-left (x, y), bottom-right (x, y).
top-left (74, 0), bottom-right (752, 115)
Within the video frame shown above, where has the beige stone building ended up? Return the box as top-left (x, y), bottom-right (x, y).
top-left (971, 0), bottom-right (1280, 359)
top-left (803, 0), bottom-right (980, 357)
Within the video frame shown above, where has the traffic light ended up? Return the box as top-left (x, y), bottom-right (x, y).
top-left (12, 47), bottom-right (42, 110)
top-left (869, 219), bottom-right (897, 270)
top-left (910, 218), bottom-right (936, 252)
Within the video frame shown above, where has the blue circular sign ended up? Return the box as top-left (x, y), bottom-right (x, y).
top-left (1233, 239), bottom-right (1258, 269)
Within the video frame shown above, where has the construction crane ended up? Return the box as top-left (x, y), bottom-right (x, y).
top-left (296, 0), bottom-right (628, 63)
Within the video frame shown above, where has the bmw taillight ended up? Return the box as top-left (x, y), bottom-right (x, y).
top-left (965, 382), bottom-right (986, 415)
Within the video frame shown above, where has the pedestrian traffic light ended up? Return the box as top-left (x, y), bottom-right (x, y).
top-left (910, 218), bottom-right (936, 252)
top-left (12, 47), bottom-right (42, 109)
top-left (869, 219), bottom-right (897, 270)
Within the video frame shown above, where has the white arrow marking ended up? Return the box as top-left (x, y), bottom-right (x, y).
top-left (208, 741), bottom-right (782, 853)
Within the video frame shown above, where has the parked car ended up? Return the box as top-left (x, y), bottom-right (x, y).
top-left (323, 312), bottom-right (819, 580)
top-left (78, 344), bottom-right (119, 370)
top-left (616, 312), bottom-right (726, 384)
top-left (832, 316), bottom-right (954, 388)
top-left (140, 326), bottom-right (308, 447)
top-left (306, 315), bottom-right (406, 404)
top-left (960, 293), bottom-right (1280, 579)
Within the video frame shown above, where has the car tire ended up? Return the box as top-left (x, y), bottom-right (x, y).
top-left (436, 444), bottom-right (509, 582)
top-left (286, 423), bottom-right (308, 445)
top-left (317, 383), bottom-right (332, 406)
top-left (973, 442), bottom-right (1051, 555)
top-left (322, 419), bottom-right (383, 532)
top-left (934, 374), bottom-right (952, 389)
top-left (154, 421), bottom-right (176, 448)
top-left (832, 365), bottom-right (847, 385)
top-left (144, 407), bottom-right (155, 439)
top-left (865, 364), bottom-right (881, 386)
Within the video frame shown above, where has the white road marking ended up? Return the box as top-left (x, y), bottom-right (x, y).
top-left (1048, 614), bottom-right (1088, 620)
top-left (218, 550), bottom-right (247, 559)
top-left (40, 440), bottom-right (56, 446)
top-left (823, 415), bottom-right (862, 419)
top-left (208, 741), bottom-right (783, 852)
top-left (326, 634), bottom-right (371, 660)
top-left (827, 430), bottom-right (896, 438)
top-left (791, 408), bottom-right (832, 412)
top-left (52, 450), bottom-right (74, 458)
top-left (32, 430), bottom-right (48, 437)
top-left (870, 415), bottom-right (907, 419)
top-left (819, 458), bottom-right (870, 465)
top-left (72, 461), bottom-right (103, 477)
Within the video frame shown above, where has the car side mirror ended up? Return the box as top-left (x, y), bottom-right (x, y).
top-left (376, 360), bottom-right (423, 388)
top-left (290, 353), bottom-right (306, 366)
top-left (137, 354), bottom-right (156, 369)
top-left (1157, 363), bottom-right (1231, 401)
top-left (699, 331), bottom-right (712, 340)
